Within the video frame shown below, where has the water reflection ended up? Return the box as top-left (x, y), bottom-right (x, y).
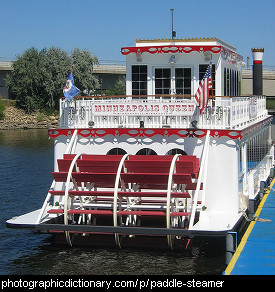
top-left (0, 129), bottom-right (53, 150)
top-left (9, 240), bottom-right (224, 275)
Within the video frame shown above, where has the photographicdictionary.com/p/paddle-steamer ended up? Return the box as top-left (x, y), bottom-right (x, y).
top-left (7, 37), bottom-right (274, 265)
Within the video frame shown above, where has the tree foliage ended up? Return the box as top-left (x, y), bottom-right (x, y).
top-left (0, 98), bottom-right (5, 120)
top-left (71, 48), bottom-right (99, 95)
top-left (6, 47), bottom-right (99, 113)
top-left (106, 76), bottom-right (126, 96)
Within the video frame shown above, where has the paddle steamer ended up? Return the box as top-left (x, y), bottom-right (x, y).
top-left (7, 38), bottom-right (273, 262)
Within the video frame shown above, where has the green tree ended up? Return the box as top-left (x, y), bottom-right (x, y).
top-left (106, 76), bottom-right (126, 96)
top-left (6, 47), bottom-right (99, 113)
top-left (71, 48), bottom-right (99, 95)
top-left (39, 47), bottom-right (71, 108)
top-left (6, 47), bottom-right (42, 113)
top-left (0, 98), bottom-right (5, 120)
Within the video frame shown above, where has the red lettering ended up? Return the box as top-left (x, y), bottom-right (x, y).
top-left (154, 105), bottom-right (159, 112)
top-left (169, 105), bottom-right (175, 113)
top-left (95, 105), bottom-right (101, 112)
top-left (175, 105), bottom-right (181, 112)
top-left (188, 105), bottom-right (195, 111)
top-left (182, 105), bottom-right (187, 112)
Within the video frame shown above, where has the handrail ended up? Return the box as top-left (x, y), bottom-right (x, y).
top-left (60, 94), bottom-right (243, 100)
top-left (63, 153), bottom-right (84, 246)
top-left (35, 180), bottom-right (56, 224)
top-left (65, 129), bottom-right (78, 154)
top-left (60, 95), bottom-right (267, 130)
top-left (166, 154), bottom-right (181, 250)
top-left (35, 130), bottom-right (78, 225)
top-left (200, 140), bottom-right (210, 208)
top-left (113, 153), bottom-right (129, 247)
top-left (188, 130), bottom-right (210, 229)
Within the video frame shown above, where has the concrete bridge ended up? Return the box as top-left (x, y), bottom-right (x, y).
top-left (1, 61), bottom-right (274, 99)
top-left (242, 67), bottom-right (275, 98)
top-left (0, 61), bottom-right (126, 98)
top-left (0, 61), bottom-right (12, 99)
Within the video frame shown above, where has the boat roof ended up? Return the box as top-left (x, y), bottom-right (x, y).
top-left (135, 37), bottom-right (237, 52)
top-left (121, 36), bottom-right (243, 63)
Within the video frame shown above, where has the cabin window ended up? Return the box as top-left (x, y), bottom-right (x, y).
top-left (199, 64), bottom-right (215, 96)
top-left (234, 70), bottom-right (239, 96)
top-left (237, 71), bottom-right (241, 96)
top-left (175, 68), bottom-right (191, 95)
top-left (132, 65), bottom-right (147, 95)
top-left (224, 68), bottom-right (226, 96)
top-left (231, 69), bottom-right (234, 96)
top-left (224, 68), bottom-right (241, 96)
top-left (155, 68), bottom-right (171, 95)
top-left (136, 148), bottom-right (157, 155)
top-left (107, 148), bottom-right (127, 155)
top-left (226, 68), bottom-right (230, 96)
top-left (166, 149), bottom-right (187, 155)
top-left (224, 68), bottom-right (230, 96)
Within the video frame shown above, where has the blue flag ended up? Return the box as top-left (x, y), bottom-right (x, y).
top-left (63, 72), bottom-right (80, 101)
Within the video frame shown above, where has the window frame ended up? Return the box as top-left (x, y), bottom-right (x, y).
top-left (131, 65), bottom-right (148, 96)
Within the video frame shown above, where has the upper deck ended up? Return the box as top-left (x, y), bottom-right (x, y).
top-left (59, 95), bottom-right (268, 130)
top-left (59, 37), bottom-right (268, 132)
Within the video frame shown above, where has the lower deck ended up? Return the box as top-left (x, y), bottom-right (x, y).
top-left (6, 114), bottom-right (274, 253)
top-left (224, 178), bottom-right (275, 275)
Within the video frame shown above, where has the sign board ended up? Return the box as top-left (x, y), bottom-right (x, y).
top-left (91, 102), bottom-right (196, 116)
top-left (249, 97), bottom-right (257, 119)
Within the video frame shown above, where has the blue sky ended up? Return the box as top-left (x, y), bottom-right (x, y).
top-left (1, 0), bottom-right (275, 66)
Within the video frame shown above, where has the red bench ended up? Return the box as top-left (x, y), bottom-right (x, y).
top-left (77, 160), bottom-right (121, 173)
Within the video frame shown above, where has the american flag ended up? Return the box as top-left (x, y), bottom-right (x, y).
top-left (195, 62), bottom-right (212, 114)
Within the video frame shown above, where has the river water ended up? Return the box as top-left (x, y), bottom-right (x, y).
top-left (0, 129), bottom-right (226, 275)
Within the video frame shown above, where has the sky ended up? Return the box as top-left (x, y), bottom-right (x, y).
top-left (1, 0), bottom-right (275, 66)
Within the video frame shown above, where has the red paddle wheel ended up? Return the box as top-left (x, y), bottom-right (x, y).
top-left (42, 154), bottom-right (200, 249)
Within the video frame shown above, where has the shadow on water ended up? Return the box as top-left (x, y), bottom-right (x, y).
top-left (1, 129), bottom-right (225, 275)
top-left (7, 236), bottom-right (226, 275)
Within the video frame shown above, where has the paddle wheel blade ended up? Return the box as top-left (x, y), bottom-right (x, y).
top-left (40, 154), bottom-right (202, 249)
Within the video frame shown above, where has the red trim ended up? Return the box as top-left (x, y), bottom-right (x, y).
top-left (120, 45), bottom-right (243, 63)
top-left (121, 45), bottom-right (221, 55)
top-left (48, 128), bottom-right (242, 140)
top-left (253, 60), bottom-right (263, 64)
top-left (241, 116), bottom-right (272, 138)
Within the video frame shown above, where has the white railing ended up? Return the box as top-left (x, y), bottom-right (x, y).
top-left (35, 130), bottom-right (79, 225)
top-left (189, 130), bottom-right (210, 229)
top-left (59, 95), bottom-right (267, 130)
top-left (247, 146), bottom-right (274, 200)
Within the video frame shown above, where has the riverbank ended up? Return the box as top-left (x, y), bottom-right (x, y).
top-left (0, 105), bottom-right (59, 130)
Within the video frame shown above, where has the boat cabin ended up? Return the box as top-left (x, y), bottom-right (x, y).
top-left (121, 37), bottom-right (243, 97)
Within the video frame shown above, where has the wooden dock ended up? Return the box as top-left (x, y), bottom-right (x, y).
top-left (224, 178), bottom-right (275, 275)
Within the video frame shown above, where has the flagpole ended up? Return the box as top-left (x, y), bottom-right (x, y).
top-left (211, 55), bottom-right (215, 113)
top-left (72, 65), bottom-right (77, 112)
